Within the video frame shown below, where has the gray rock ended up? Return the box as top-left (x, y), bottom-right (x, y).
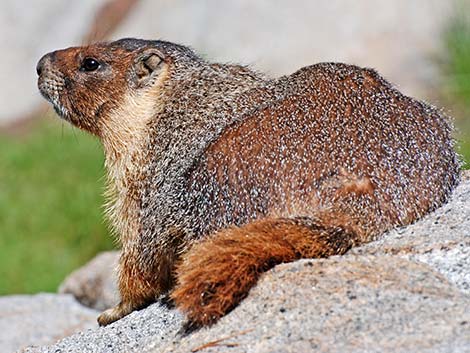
top-left (23, 257), bottom-right (470, 353)
top-left (22, 172), bottom-right (470, 352)
top-left (159, 256), bottom-right (469, 353)
top-left (59, 251), bottom-right (120, 311)
top-left (22, 302), bottom-right (183, 353)
top-left (0, 293), bottom-right (98, 353)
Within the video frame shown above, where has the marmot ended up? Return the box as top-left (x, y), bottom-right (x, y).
top-left (36, 38), bottom-right (460, 327)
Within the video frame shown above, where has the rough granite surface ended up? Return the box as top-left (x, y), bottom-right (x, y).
top-left (158, 256), bottom-right (469, 353)
top-left (17, 172), bottom-right (470, 353)
top-left (20, 302), bottom-right (183, 353)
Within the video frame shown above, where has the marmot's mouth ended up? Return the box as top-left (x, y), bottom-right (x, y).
top-left (38, 82), bottom-right (52, 103)
top-left (38, 79), bottom-right (69, 120)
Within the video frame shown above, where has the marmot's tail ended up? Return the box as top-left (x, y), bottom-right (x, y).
top-left (171, 216), bottom-right (362, 327)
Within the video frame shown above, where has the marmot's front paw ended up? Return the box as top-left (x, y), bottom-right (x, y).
top-left (97, 302), bottom-right (134, 326)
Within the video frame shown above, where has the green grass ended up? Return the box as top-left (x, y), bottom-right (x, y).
top-left (443, 11), bottom-right (470, 168)
top-left (0, 117), bottom-right (114, 294)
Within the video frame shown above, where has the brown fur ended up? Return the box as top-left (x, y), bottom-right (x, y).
top-left (36, 38), bottom-right (460, 328)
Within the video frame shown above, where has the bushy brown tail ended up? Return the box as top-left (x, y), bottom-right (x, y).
top-left (171, 216), bottom-right (360, 327)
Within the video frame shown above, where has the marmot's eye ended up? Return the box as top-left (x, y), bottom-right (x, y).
top-left (80, 58), bottom-right (100, 72)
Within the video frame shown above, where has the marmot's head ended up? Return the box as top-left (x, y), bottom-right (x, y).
top-left (37, 38), bottom-right (196, 136)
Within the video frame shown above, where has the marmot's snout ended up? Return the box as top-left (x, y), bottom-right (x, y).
top-left (36, 51), bottom-right (66, 112)
top-left (36, 52), bottom-right (53, 77)
top-left (36, 52), bottom-right (53, 99)
top-left (37, 58), bottom-right (68, 123)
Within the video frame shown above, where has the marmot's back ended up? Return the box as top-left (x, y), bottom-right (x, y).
top-left (187, 63), bottom-right (459, 238)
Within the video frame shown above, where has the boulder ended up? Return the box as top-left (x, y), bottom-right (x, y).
top-left (159, 256), bottom-right (469, 353)
top-left (21, 171), bottom-right (470, 353)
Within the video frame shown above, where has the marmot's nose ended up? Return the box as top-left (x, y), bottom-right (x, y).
top-left (36, 52), bottom-right (54, 76)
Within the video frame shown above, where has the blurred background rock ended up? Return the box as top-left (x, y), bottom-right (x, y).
top-left (0, 0), bottom-right (469, 295)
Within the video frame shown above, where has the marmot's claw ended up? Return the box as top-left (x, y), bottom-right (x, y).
top-left (97, 303), bottom-right (132, 326)
top-left (97, 307), bottom-right (121, 326)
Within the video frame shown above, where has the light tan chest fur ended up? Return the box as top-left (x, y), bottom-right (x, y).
top-left (100, 76), bottom-right (167, 245)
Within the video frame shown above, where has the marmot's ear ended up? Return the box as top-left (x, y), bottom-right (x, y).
top-left (132, 49), bottom-right (165, 87)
